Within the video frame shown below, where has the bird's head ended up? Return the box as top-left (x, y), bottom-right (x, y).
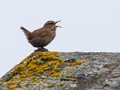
top-left (43, 20), bottom-right (61, 28)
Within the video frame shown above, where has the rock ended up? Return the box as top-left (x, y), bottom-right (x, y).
top-left (0, 52), bottom-right (120, 90)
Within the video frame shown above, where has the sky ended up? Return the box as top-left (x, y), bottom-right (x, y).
top-left (0, 0), bottom-right (120, 77)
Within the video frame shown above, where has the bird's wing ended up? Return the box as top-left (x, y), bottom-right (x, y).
top-left (40, 31), bottom-right (47, 37)
top-left (32, 29), bottom-right (47, 37)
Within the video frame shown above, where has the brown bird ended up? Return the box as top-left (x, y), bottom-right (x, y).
top-left (20, 20), bottom-right (61, 51)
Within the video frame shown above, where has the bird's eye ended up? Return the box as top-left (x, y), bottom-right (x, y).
top-left (44, 21), bottom-right (55, 26)
top-left (49, 22), bottom-right (54, 24)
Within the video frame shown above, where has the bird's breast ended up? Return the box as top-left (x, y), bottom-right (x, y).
top-left (44, 31), bottom-right (56, 44)
top-left (28, 31), bottom-right (56, 47)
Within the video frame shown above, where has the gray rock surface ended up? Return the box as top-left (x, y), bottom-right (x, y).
top-left (0, 52), bottom-right (120, 90)
top-left (60, 52), bottom-right (120, 90)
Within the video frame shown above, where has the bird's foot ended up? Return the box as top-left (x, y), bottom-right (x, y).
top-left (35, 47), bottom-right (48, 52)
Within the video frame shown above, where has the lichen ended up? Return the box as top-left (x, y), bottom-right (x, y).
top-left (69, 60), bottom-right (84, 66)
top-left (1, 52), bottom-right (85, 90)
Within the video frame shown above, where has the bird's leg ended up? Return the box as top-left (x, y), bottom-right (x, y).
top-left (41, 47), bottom-right (48, 52)
top-left (35, 47), bottom-right (48, 52)
top-left (34, 47), bottom-right (41, 52)
top-left (38, 47), bottom-right (42, 50)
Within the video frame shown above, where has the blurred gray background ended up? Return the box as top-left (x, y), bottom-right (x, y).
top-left (0, 0), bottom-right (120, 77)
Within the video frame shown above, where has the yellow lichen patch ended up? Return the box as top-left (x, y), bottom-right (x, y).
top-left (20, 73), bottom-right (33, 78)
top-left (5, 78), bottom-right (20, 90)
top-left (48, 83), bottom-right (55, 88)
top-left (2, 52), bottom-right (85, 90)
top-left (27, 62), bottom-right (38, 70)
top-left (59, 82), bottom-right (65, 87)
top-left (50, 69), bottom-right (60, 78)
top-left (23, 82), bottom-right (29, 87)
top-left (31, 52), bottom-right (60, 61)
top-left (51, 72), bottom-right (60, 78)
top-left (69, 60), bottom-right (85, 66)
top-left (11, 69), bottom-right (19, 75)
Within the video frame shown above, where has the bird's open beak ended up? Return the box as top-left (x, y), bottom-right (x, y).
top-left (55, 20), bottom-right (61, 24)
top-left (55, 20), bottom-right (62, 28)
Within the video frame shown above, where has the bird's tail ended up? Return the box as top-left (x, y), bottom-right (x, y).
top-left (20, 27), bottom-right (31, 38)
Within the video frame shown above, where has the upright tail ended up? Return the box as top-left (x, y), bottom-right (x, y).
top-left (20, 27), bottom-right (31, 38)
